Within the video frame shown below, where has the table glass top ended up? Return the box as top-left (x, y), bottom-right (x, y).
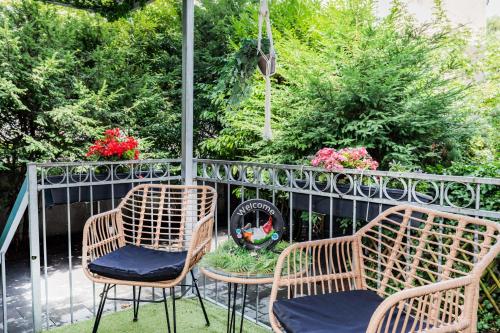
top-left (202, 265), bottom-right (275, 280)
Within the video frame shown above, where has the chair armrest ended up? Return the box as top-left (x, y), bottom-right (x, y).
top-left (269, 236), bottom-right (362, 332)
top-left (82, 209), bottom-right (125, 269)
top-left (272, 236), bottom-right (362, 290)
top-left (367, 276), bottom-right (475, 333)
top-left (184, 213), bottom-right (215, 269)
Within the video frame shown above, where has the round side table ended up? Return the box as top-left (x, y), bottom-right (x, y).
top-left (201, 266), bottom-right (274, 333)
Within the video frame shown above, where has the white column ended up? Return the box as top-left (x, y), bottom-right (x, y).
top-left (181, 0), bottom-right (196, 292)
top-left (28, 164), bottom-right (42, 332)
top-left (181, 0), bottom-right (195, 185)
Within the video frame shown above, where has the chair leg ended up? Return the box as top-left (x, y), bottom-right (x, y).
top-left (132, 286), bottom-right (142, 322)
top-left (163, 289), bottom-right (172, 333)
top-left (190, 270), bottom-right (210, 327)
top-left (171, 287), bottom-right (177, 333)
top-left (93, 284), bottom-right (110, 333)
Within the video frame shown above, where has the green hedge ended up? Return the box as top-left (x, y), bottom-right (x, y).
top-left (41, 0), bottom-right (147, 19)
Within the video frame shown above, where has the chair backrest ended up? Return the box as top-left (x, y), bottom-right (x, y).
top-left (117, 184), bottom-right (216, 251)
top-left (358, 205), bottom-right (499, 297)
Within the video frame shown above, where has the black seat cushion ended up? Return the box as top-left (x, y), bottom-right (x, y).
top-left (273, 290), bottom-right (415, 333)
top-left (88, 245), bottom-right (187, 282)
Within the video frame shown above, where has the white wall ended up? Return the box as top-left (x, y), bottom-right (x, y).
top-left (375, 0), bottom-right (487, 36)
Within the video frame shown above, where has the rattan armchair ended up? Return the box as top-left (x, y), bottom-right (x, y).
top-left (269, 204), bottom-right (500, 333)
top-left (82, 184), bottom-right (217, 333)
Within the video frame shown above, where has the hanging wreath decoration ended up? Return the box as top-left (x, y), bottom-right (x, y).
top-left (230, 199), bottom-right (284, 251)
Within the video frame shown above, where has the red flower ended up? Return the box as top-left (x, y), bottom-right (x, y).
top-left (86, 128), bottom-right (141, 161)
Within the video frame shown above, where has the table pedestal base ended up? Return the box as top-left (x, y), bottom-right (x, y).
top-left (226, 283), bottom-right (248, 333)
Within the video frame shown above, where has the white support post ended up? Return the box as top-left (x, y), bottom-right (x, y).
top-left (181, 0), bottom-right (196, 293)
top-left (27, 164), bottom-right (42, 332)
top-left (181, 0), bottom-right (195, 186)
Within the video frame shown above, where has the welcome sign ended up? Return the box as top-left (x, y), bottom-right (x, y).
top-left (230, 199), bottom-right (284, 251)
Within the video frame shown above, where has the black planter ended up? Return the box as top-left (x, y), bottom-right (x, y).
top-left (44, 172), bottom-right (150, 207)
top-left (292, 181), bottom-right (431, 222)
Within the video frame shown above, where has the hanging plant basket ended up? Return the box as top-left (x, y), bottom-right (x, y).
top-left (257, 54), bottom-right (276, 76)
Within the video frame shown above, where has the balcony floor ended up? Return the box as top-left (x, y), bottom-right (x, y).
top-left (1, 232), bottom-right (273, 332)
top-left (46, 298), bottom-right (269, 333)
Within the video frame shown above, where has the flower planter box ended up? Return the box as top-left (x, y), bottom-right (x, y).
top-left (44, 172), bottom-right (149, 207)
top-left (292, 181), bottom-right (431, 222)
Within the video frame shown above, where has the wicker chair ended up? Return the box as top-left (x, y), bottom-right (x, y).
top-left (269, 204), bottom-right (500, 333)
top-left (82, 184), bottom-right (217, 333)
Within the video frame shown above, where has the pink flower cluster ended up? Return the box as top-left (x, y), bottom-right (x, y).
top-left (311, 147), bottom-right (379, 171)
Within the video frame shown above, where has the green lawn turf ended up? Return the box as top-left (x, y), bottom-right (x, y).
top-left (48, 298), bottom-right (270, 333)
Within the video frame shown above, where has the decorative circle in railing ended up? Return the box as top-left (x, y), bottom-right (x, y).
top-left (259, 168), bottom-right (273, 185)
top-left (332, 173), bottom-right (354, 195)
top-left (355, 175), bottom-right (379, 198)
top-left (230, 199), bottom-right (284, 251)
top-left (134, 163), bottom-right (151, 179)
top-left (215, 164), bottom-right (227, 180)
top-left (312, 171), bottom-right (331, 192)
top-left (91, 164), bottom-right (111, 182)
top-left (444, 182), bottom-right (475, 208)
top-left (242, 166), bottom-right (258, 184)
top-left (274, 168), bottom-right (291, 187)
top-left (113, 164), bottom-right (132, 180)
top-left (229, 164), bottom-right (243, 181)
top-left (152, 162), bottom-right (169, 178)
top-left (411, 180), bottom-right (439, 205)
top-left (69, 166), bottom-right (90, 183)
top-left (292, 169), bottom-right (310, 189)
top-left (44, 166), bottom-right (67, 184)
top-left (203, 163), bottom-right (215, 179)
top-left (382, 177), bottom-right (408, 201)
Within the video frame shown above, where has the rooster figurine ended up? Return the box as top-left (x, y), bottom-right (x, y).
top-left (241, 216), bottom-right (275, 244)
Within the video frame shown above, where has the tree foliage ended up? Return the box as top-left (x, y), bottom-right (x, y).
top-left (39, 0), bottom-right (147, 20)
top-left (203, 0), bottom-right (493, 170)
top-left (0, 1), bottom-right (106, 169)
top-left (0, 0), bottom-right (218, 172)
top-left (1, 0), bottom-right (497, 173)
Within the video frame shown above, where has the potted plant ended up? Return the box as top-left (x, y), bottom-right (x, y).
top-left (256, 38), bottom-right (276, 76)
top-left (221, 38), bottom-right (275, 103)
top-left (201, 240), bottom-right (296, 277)
top-left (45, 128), bottom-right (142, 206)
top-left (293, 147), bottom-right (431, 222)
top-left (85, 127), bottom-right (140, 162)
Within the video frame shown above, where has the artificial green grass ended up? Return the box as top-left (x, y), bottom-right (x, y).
top-left (48, 298), bottom-right (270, 333)
top-left (201, 240), bottom-right (291, 275)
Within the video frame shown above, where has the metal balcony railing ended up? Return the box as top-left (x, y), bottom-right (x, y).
top-left (0, 158), bottom-right (498, 332)
top-left (195, 159), bottom-right (500, 328)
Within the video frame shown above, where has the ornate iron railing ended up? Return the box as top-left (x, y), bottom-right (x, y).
top-left (0, 158), bottom-right (498, 332)
top-left (195, 159), bottom-right (499, 220)
top-left (1, 159), bottom-right (182, 333)
top-left (195, 159), bottom-right (499, 327)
